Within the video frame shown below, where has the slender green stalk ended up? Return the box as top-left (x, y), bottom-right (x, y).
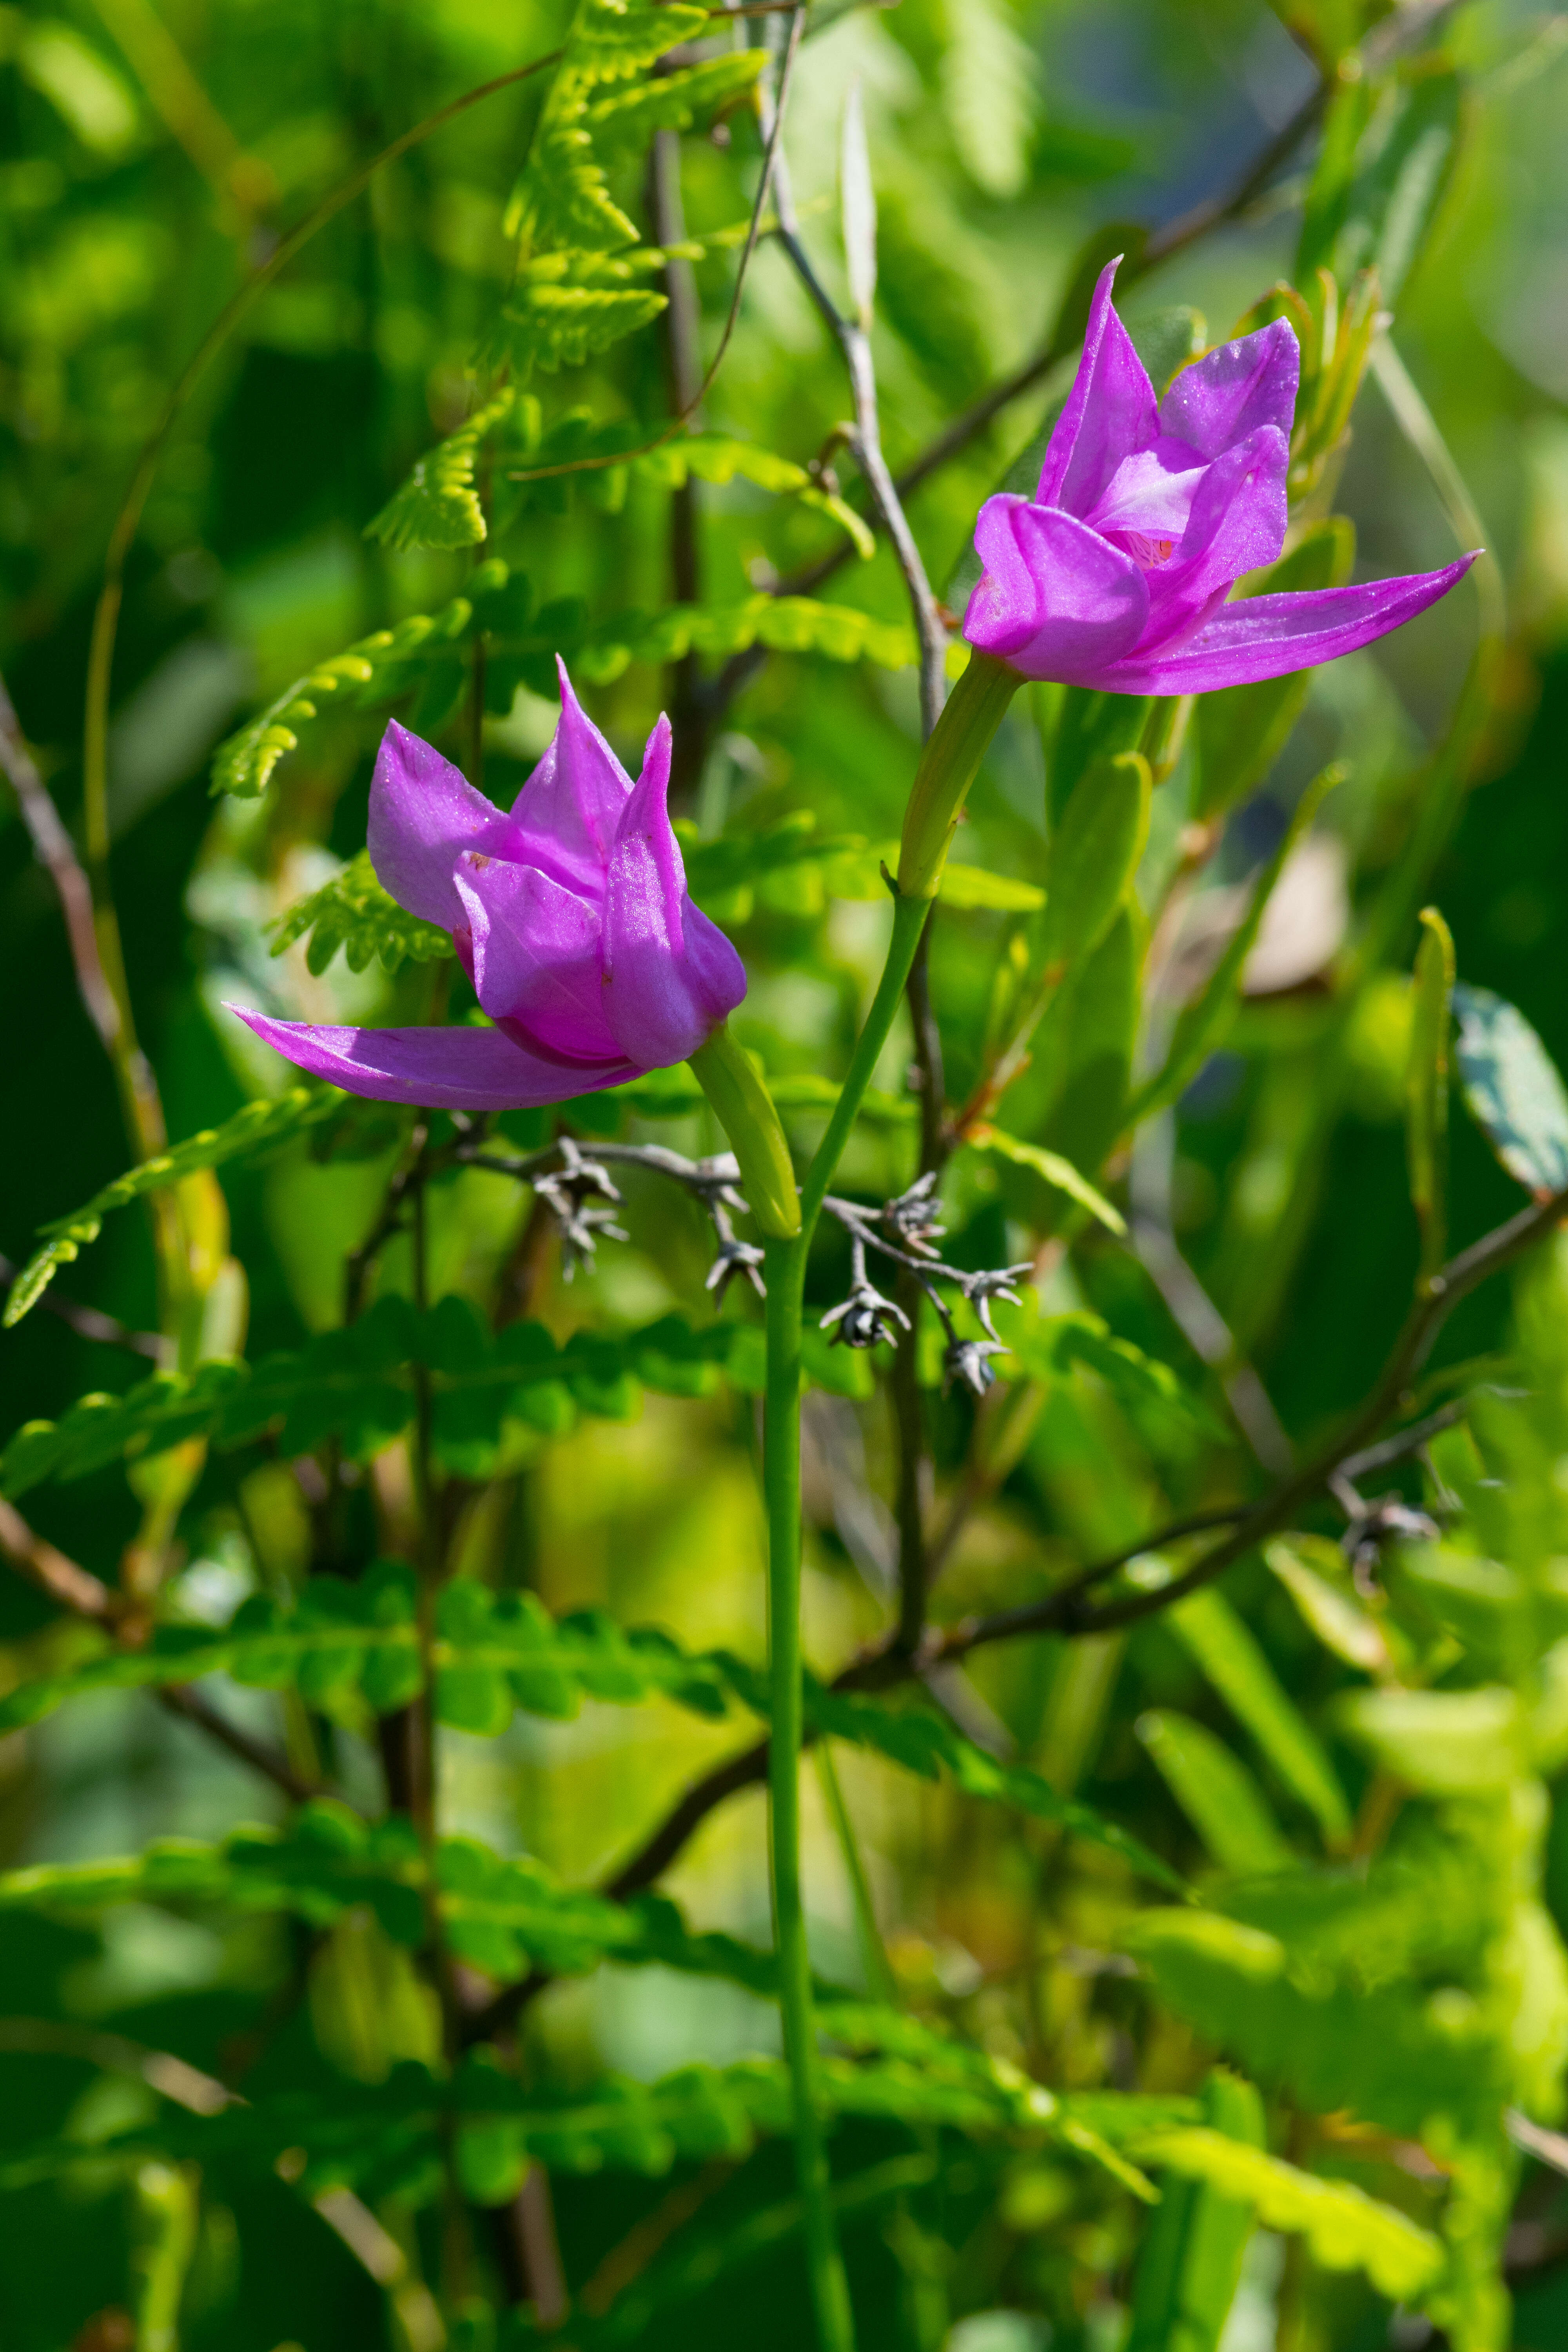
top-left (764, 1231), bottom-right (856, 2352)
top-left (801, 893), bottom-right (931, 1235)
top-left (751, 650), bottom-right (1020, 2350)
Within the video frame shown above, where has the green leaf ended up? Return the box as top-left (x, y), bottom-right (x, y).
top-left (0, 2034), bottom-right (1182, 2213)
top-left (1406, 906), bottom-right (1455, 1281)
top-left (1040, 751), bottom-right (1151, 978)
top-left (957, 1131), bottom-right (1126, 1235)
top-left (269, 850), bottom-right (452, 976)
top-left (0, 1301), bottom-right (746, 1498)
top-left (1045, 687), bottom-right (1153, 833)
top-left (1137, 1711), bottom-right (1295, 1877)
top-left (1337, 1684), bottom-right (1526, 1795)
top-left (788, 1680), bottom-right (1187, 1895)
top-left (1126, 2070), bottom-right (1265, 2352)
top-left (933, 863), bottom-right (1045, 913)
top-left (1130, 761), bottom-right (1343, 1127)
top-left (3, 1087), bottom-right (343, 1328)
top-left (636, 434), bottom-right (874, 559)
top-left (499, 279), bottom-right (668, 372)
top-left (1298, 61), bottom-right (1463, 303)
top-left (364, 387), bottom-right (517, 552)
top-left (1169, 1586), bottom-right (1351, 1846)
top-left (583, 50), bottom-right (765, 150)
top-left (1001, 1311), bottom-right (1218, 1432)
top-left (1034, 898), bottom-right (1145, 1210)
top-left (1452, 982), bottom-right (1568, 1197)
top-left (1265, 1537), bottom-right (1392, 1676)
top-left (1127, 1905), bottom-right (1509, 2140)
top-left (1125, 2126), bottom-right (1444, 2303)
top-left (0, 1809), bottom-right (784, 1995)
top-left (1192, 523), bottom-right (1356, 821)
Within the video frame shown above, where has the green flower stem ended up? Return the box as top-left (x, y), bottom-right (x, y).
top-left (764, 1229), bottom-right (857, 2352)
top-left (895, 649), bottom-right (1020, 901)
top-left (712, 659), bottom-right (1020, 2351)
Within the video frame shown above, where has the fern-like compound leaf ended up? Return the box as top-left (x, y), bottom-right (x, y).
top-left (268, 849), bottom-right (451, 975)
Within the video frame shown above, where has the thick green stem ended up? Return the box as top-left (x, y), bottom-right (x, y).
top-left (764, 1232), bottom-right (856, 2352)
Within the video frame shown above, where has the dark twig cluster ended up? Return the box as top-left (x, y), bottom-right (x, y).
top-left (460, 1136), bottom-right (764, 1298)
top-left (820, 1182), bottom-right (1031, 1398)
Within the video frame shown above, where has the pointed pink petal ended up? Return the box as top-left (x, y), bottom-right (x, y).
top-left (225, 1005), bottom-right (617, 1110)
top-left (1160, 318), bottom-right (1300, 459)
top-left (601, 713), bottom-right (746, 1067)
top-left (366, 720), bottom-right (518, 931)
top-left (1036, 258), bottom-right (1160, 519)
top-left (963, 497), bottom-right (1150, 684)
top-left (1136, 425), bottom-right (1290, 653)
top-left (1080, 555), bottom-right (1478, 695)
top-left (452, 854), bottom-right (621, 1064)
top-left (506, 657), bottom-right (631, 898)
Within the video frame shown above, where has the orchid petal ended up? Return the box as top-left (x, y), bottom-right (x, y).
top-left (366, 721), bottom-right (518, 931)
top-left (508, 655), bottom-right (632, 898)
top-left (1160, 318), bottom-right (1300, 459)
top-left (1035, 258), bottom-right (1160, 519)
top-left (1080, 555), bottom-right (1477, 695)
top-left (452, 853), bottom-right (622, 1065)
top-left (1085, 438), bottom-right (1209, 545)
top-left (224, 1005), bottom-right (618, 1111)
top-left (601, 713), bottom-right (747, 1065)
top-left (1134, 425), bottom-right (1291, 655)
top-left (964, 497), bottom-right (1150, 684)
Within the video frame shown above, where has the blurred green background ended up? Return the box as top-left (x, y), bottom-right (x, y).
top-left (5, 2), bottom-right (1568, 2347)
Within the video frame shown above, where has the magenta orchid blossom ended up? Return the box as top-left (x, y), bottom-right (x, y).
top-left (963, 260), bottom-right (1475, 693)
top-left (231, 661), bottom-right (746, 1111)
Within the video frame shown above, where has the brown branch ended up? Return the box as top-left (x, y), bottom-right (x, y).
top-left (158, 1686), bottom-right (321, 1806)
top-left (0, 1255), bottom-right (169, 1362)
top-left (0, 674), bottom-right (125, 1063)
top-left (0, 1493), bottom-right (321, 1804)
top-left (0, 1496), bottom-right (116, 1619)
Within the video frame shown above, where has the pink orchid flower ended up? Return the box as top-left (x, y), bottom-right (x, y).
top-left (963, 259), bottom-right (1475, 693)
top-left (231, 661), bottom-right (746, 1110)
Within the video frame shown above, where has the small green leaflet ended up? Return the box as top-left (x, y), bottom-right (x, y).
top-left (1000, 1308), bottom-right (1221, 1435)
top-left (1452, 982), bottom-right (1568, 1198)
top-left (1127, 2127), bottom-right (1443, 2301)
top-left (1168, 1586), bottom-right (1351, 1846)
top-left (3, 1088), bottom-right (343, 1327)
top-left (364, 387), bottom-right (517, 552)
top-left (960, 1129), bottom-right (1126, 1236)
top-left (584, 50), bottom-right (765, 152)
top-left (268, 850), bottom-right (451, 976)
top-left (1137, 1710), bottom-right (1295, 1878)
